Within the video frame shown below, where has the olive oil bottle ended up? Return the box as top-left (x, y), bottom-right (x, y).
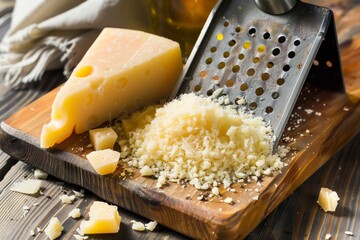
top-left (150, 0), bottom-right (217, 62)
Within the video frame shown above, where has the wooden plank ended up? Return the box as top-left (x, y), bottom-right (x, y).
top-left (0, 161), bottom-right (189, 240)
top-left (0, 152), bottom-right (17, 181)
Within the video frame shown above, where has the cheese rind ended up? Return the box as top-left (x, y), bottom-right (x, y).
top-left (41, 28), bottom-right (182, 148)
top-left (80, 201), bottom-right (121, 234)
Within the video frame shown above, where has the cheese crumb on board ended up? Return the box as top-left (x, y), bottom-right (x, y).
top-left (86, 149), bottom-right (120, 175)
top-left (40, 28), bottom-right (182, 148)
top-left (140, 165), bottom-right (155, 176)
top-left (80, 201), bottom-right (121, 234)
top-left (211, 187), bottom-right (219, 196)
top-left (44, 217), bottom-right (64, 240)
top-left (68, 208), bottom-right (81, 219)
top-left (224, 197), bottom-right (233, 204)
top-left (131, 220), bottom-right (146, 231)
top-left (59, 194), bottom-right (76, 204)
top-left (317, 188), bottom-right (340, 212)
top-left (10, 179), bottom-right (42, 195)
top-left (34, 169), bottom-right (48, 179)
top-left (89, 127), bottom-right (118, 150)
top-left (344, 231), bottom-right (354, 236)
top-left (120, 93), bottom-right (285, 190)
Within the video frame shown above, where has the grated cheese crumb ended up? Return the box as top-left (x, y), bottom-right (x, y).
top-left (59, 194), bottom-right (76, 204)
top-left (211, 187), bottom-right (219, 195)
top-left (72, 190), bottom-right (85, 198)
top-left (344, 231), bottom-right (354, 236)
top-left (304, 109), bottom-right (314, 114)
top-left (156, 175), bottom-right (166, 188)
top-left (325, 233), bottom-right (331, 239)
top-left (224, 197), bottom-right (233, 204)
top-left (34, 169), bottom-right (48, 179)
top-left (120, 93), bottom-right (285, 190)
top-left (140, 166), bottom-right (155, 176)
top-left (68, 208), bottom-right (81, 219)
top-left (74, 234), bottom-right (89, 240)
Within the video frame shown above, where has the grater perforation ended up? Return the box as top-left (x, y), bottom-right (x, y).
top-left (171, 0), bottom-right (344, 148)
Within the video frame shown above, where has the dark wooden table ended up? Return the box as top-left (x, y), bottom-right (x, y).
top-left (0, 1), bottom-right (359, 239)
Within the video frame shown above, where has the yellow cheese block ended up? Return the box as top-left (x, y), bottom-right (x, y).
top-left (89, 127), bottom-right (118, 150)
top-left (86, 149), bottom-right (120, 175)
top-left (80, 201), bottom-right (121, 234)
top-left (41, 28), bottom-right (183, 148)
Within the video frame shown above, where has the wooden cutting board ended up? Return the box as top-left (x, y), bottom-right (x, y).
top-left (1, 79), bottom-right (360, 239)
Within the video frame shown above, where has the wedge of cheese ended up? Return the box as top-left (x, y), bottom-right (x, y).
top-left (41, 28), bottom-right (183, 148)
top-left (80, 201), bottom-right (121, 234)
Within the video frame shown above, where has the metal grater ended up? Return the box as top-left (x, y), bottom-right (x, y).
top-left (171, 0), bottom-right (344, 148)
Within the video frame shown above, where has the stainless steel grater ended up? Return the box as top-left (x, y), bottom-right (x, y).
top-left (171, 0), bottom-right (344, 148)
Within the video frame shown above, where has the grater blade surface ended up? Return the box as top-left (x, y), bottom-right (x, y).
top-left (172, 0), bottom-right (344, 147)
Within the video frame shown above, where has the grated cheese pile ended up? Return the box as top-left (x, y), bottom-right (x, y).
top-left (119, 93), bottom-right (285, 189)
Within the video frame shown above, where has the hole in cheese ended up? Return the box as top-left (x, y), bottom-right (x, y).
top-left (114, 77), bottom-right (128, 89)
top-left (85, 94), bottom-right (93, 106)
top-left (75, 65), bottom-right (94, 78)
top-left (90, 78), bottom-right (103, 89)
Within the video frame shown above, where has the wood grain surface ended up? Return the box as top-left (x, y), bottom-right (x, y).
top-left (0, 0), bottom-right (359, 239)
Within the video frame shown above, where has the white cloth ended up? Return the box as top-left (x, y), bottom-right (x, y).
top-left (0, 0), bottom-right (152, 88)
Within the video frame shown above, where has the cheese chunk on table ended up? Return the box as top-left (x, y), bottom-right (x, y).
top-left (44, 217), bottom-right (63, 240)
top-left (41, 28), bottom-right (183, 148)
top-left (317, 187), bottom-right (340, 212)
top-left (80, 201), bottom-right (121, 234)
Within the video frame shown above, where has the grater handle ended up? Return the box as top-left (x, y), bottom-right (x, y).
top-left (254, 0), bottom-right (298, 15)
